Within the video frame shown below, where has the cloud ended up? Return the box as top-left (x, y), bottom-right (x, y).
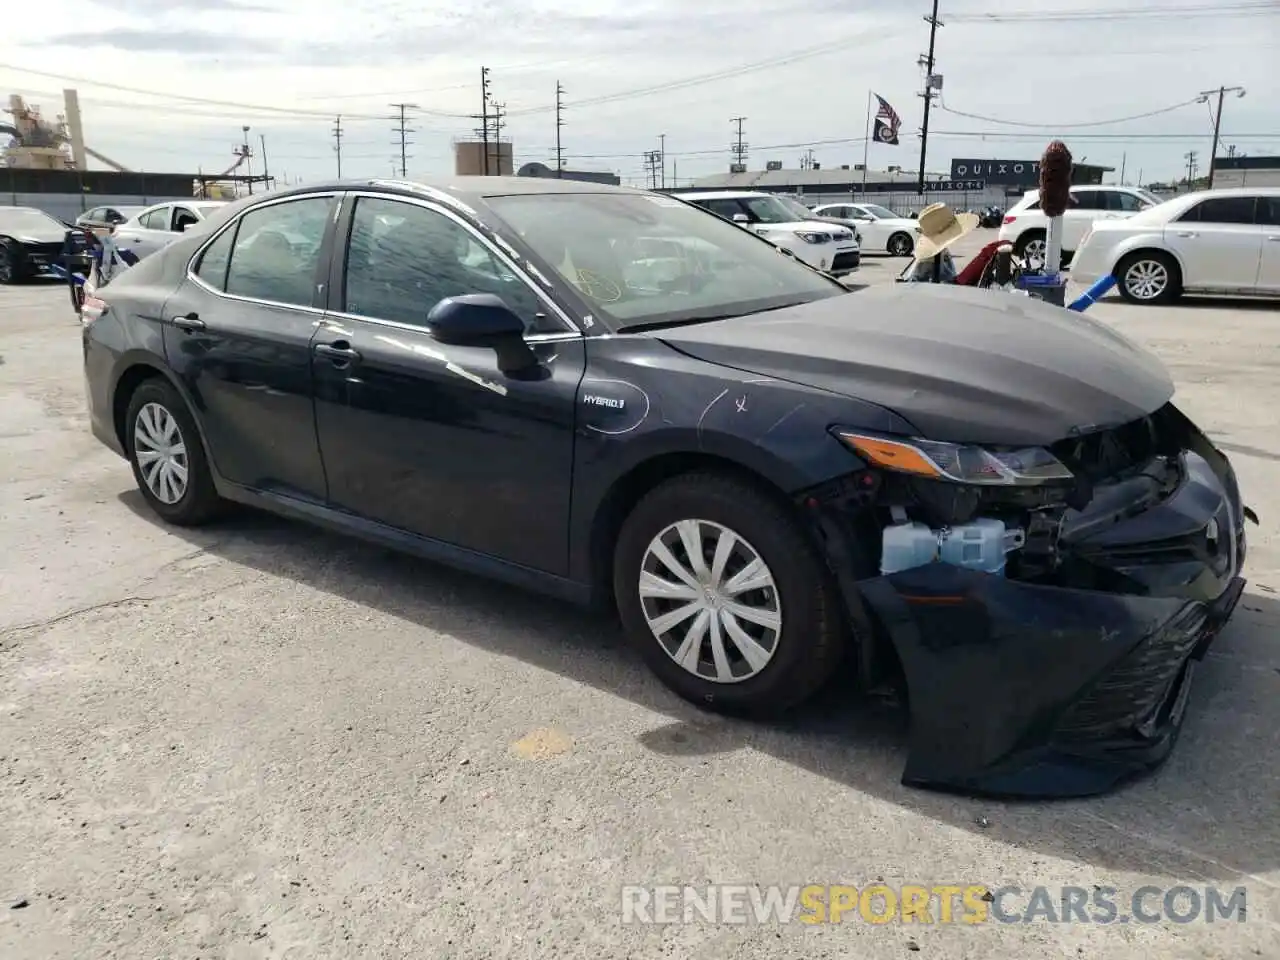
top-left (43, 29), bottom-right (281, 58)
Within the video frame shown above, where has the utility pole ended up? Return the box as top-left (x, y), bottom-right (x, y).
top-left (1119, 152), bottom-right (1126, 185)
top-left (239, 125), bottom-right (253, 194)
top-left (1198, 85), bottom-right (1246, 189)
top-left (332, 116), bottom-right (343, 178)
top-left (658, 134), bottom-right (667, 190)
top-left (490, 101), bottom-right (506, 175)
top-left (555, 81), bottom-right (566, 177)
top-left (390, 103), bottom-right (417, 177)
top-left (1185, 150), bottom-right (1198, 187)
top-left (730, 117), bottom-right (748, 169)
top-left (916, 0), bottom-right (943, 195)
top-left (480, 67), bottom-right (491, 175)
top-left (643, 150), bottom-right (662, 190)
top-left (259, 134), bottom-right (270, 190)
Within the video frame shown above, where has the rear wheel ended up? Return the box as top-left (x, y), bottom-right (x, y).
top-left (1015, 230), bottom-right (1047, 268)
top-left (1116, 250), bottom-right (1180, 305)
top-left (887, 232), bottom-right (914, 257)
top-left (123, 378), bottom-right (223, 526)
top-left (614, 472), bottom-right (845, 717)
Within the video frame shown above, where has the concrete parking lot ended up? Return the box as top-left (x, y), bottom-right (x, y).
top-left (2, 238), bottom-right (1278, 958)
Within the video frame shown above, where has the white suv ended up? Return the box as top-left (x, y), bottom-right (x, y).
top-left (681, 190), bottom-right (861, 277)
top-left (998, 185), bottom-right (1161, 267)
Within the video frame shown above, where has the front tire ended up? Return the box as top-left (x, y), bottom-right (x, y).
top-left (613, 472), bottom-right (845, 717)
top-left (124, 378), bottom-right (222, 526)
top-left (0, 241), bottom-right (20, 285)
top-left (887, 232), bottom-right (914, 257)
top-left (1115, 250), bottom-right (1181, 305)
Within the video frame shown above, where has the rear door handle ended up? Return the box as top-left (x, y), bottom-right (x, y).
top-left (314, 341), bottom-right (360, 364)
top-left (171, 313), bottom-right (205, 332)
top-left (1176, 231), bottom-right (1198, 238)
top-left (1267, 236), bottom-right (1280, 242)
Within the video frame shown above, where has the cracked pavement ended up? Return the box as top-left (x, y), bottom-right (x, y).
top-left (2, 243), bottom-right (1279, 959)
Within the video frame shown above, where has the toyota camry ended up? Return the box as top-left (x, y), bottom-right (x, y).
top-left (80, 177), bottom-right (1253, 798)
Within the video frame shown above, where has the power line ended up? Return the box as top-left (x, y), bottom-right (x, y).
top-left (937, 96), bottom-right (1201, 129)
top-left (391, 103), bottom-right (417, 177)
top-left (947, 2), bottom-right (1279, 22)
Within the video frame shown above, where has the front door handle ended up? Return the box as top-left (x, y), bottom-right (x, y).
top-left (171, 313), bottom-right (205, 332)
top-left (1176, 231), bottom-right (1198, 238)
top-left (315, 341), bottom-right (361, 365)
top-left (1267, 236), bottom-right (1280, 242)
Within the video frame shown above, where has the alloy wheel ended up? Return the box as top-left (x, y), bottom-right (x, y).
top-left (1123, 259), bottom-right (1169, 301)
top-left (0, 251), bottom-right (13, 284)
top-left (888, 234), bottom-right (912, 257)
top-left (133, 402), bottom-right (189, 505)
top-left (1022, 237), bottom-right (1047, 268)
top-left (637, 519), bottom-right (782, 684)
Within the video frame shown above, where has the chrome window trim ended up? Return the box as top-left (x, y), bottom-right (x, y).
top-left (343, 190), bottom-right (581, 335)
top-left (185, 191), bottom-right (341, 314)
top-left (323, 310), bottom-right (581, 344)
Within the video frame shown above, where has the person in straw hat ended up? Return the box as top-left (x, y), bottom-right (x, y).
top-left (904, 202), bottom-right (980, 284)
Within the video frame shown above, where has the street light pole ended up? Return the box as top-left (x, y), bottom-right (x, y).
top-left (1198, 86), bottom-right (1246, 189)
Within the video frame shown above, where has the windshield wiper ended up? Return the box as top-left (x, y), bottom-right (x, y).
top-left (622, 301), bottom-right (805, 332)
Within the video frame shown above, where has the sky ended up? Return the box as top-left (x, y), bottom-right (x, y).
top-left (3, 0), bottom-right (1278, 187)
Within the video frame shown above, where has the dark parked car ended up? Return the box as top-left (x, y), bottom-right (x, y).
top-left (80, 177), bottom-right (1251, 797)
top-left (0, 206), bottom-right (87, 284)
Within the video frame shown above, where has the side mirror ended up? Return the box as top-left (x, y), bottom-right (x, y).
top-left (426, 293), bottom-right (539, 374)
top-left (731, 213), bottom-right (750, 223)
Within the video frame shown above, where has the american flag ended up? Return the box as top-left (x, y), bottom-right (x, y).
top-left (872, 94), bottom-right (901, 145)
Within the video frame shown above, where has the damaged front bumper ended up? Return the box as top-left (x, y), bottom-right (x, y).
top-left (825, 435), bottom-right (1250, 799)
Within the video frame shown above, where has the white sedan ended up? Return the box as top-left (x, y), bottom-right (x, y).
top-left (810, 202), bottom-right (919, 256)
top-left (1070, 187), bottom-right (1280, 305)
top-left (113, 200), bottom-right (227, 259)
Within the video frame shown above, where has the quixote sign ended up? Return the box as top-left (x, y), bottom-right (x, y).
top-left (949, 159), bottom-right (1041, 186)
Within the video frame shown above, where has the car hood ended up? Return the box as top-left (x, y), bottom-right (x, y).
top-left (656, 283), bottom-right (1175, 447)
top-left (9, 226), bottom-right (66, 243)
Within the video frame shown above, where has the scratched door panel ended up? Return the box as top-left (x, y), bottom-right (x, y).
top-left (311, 316), bottom-right (585, 575)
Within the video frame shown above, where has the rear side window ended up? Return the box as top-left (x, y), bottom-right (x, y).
top-left (1179, 196), bottom-right (1257, 225)
top-left (224, 196), bottom-right (333, 307)
top-left (1107, 192), bottom-right (1147, 212)
top-left (1071, 191), bottom-right (1107, 211)
top-left (193, 225), bottom-right (237, 291)
top-left (1256, 197), bottom-right (1280, 227)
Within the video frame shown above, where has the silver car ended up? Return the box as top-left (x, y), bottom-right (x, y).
top-left (112, 201), bottom-right (227, 259)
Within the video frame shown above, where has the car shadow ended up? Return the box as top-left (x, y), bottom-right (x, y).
top-left (1092, 292), bottom-right (1280, 311)
top-left (117, 490), bottom-right (1280, 883)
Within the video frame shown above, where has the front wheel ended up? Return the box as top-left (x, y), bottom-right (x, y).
top-left (613, 473), bottom-right (845, 717)
top-left (1115, 250), bottom-right (1181, 305)
top-left (0, 241), bottom-right (19, 285)
top-left (887, 232), bottom-right (914, 257)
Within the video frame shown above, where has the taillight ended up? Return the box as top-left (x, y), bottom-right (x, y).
top-left (81, 295), bottom-right (108, 324)
top-left (1002, 215), bottom-right (1017, 224)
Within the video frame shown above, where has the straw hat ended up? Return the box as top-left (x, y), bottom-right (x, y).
top-left (913, 203), bottom-right (980, 259)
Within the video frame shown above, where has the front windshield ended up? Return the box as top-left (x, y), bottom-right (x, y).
top-left (486, 192), bottom-right (845, 329)
top-left (777, 197), bottom-right (815, 220)
top-left (741, 195), bottom-right (804, 224)
top-left (860, 204), bottom-right (897, 219)
top-left (0, 208), bottom-right (64, 234)
top-left (1136, 189), bottom-right (1162, 207)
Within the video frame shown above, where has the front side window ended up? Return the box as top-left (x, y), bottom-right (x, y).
top-left (343, 197), bottom-right (551, 331)
top-left (193, 225), bottom-right (237, 291)
top-left (741, 196), bottom-right (800, 224)
top-left (1179, 196), bottom-right (1257, 225)
top-left (1256, 197), bottom-right (1280, 227)
top-left (861, 204), bottom-right (898, 219)
top-left (224, 196), bottom-right (332, 307)
top-left (138, 208), bottom-right (167, 229)
top-left (1108, 192), bottom-right (1148, 212)
top-left (486, 191), bottom-right (844, 330)
top-left (172, 207), bottom-right (200, 232)
top-left (1071, 191), bottom-right (1106, 211)
top-left (701, 198), bottom-right (746, 221)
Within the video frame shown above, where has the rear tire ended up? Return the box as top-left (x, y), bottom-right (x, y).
top-left (1115, 250), bottom-right (1181, 305)
top-left (887, 232), bottom-right (914, 257)
top-left (123, 378), bottom-right (223, 526)
top-left (613, 472), bottom-right (845, 717)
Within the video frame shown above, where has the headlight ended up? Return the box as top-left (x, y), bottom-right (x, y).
top-left (794, 231), bottom-right (829, 244)
top-left (835, 431), bottom-right (1074, 486)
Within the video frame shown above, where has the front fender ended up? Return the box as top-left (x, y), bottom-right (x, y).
top-left (1104, 232), bottom-right (1182, 275)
